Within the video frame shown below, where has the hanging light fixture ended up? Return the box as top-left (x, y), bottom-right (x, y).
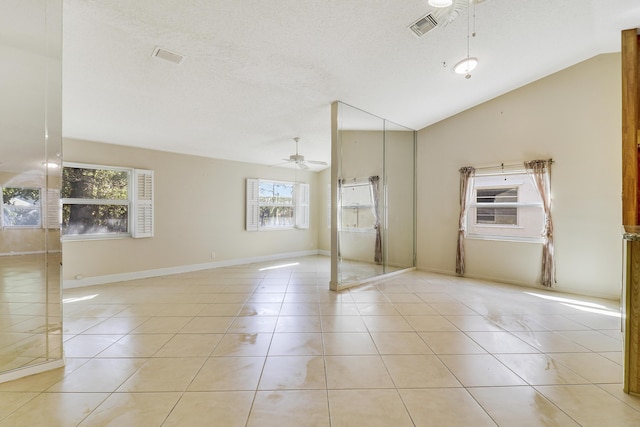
top-left (453, 0), bottom-right (478, 78)
top-left (428, 0), bottom-right (453, 7)
top-left (453, 57), bottom-right (478, 75)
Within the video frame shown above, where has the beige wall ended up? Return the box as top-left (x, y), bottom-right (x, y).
top-left (317, 168), bottom-right (331, 253)
top-left (63, 139), bottom-right (321, 283)
top-left (417, 53), bottom-right (622, 299)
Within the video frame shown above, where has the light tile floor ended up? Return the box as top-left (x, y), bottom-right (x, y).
top-left (1, 255), bottom-right (640, 426)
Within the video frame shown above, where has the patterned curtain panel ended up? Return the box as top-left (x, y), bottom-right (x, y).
top-left (456, 167), bottom-right (475, 275)
top-left (525, 159), bottom-right (555, 287)
top-left (369, 175), bottom-right (382, 264)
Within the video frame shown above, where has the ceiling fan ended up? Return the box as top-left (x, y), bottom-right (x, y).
top-left (282, 137), bottom-right (328, 170)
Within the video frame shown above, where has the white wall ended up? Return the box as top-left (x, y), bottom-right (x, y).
top-left (417, 53), bottom-right (622, 299)
top-left (63, 138), bottom-right (321, 284)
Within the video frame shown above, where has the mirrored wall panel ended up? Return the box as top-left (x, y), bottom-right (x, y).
top-left (331, 102), bottom-right (415, 289)
top-left (0, 0), bottom-right (63, 380)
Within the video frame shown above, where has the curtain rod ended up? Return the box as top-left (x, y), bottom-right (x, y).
top-left (469, 159), bottom-right (554, 174)
top-left (473, 159), bottom-right (553, 171)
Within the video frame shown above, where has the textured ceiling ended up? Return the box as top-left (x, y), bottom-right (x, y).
top-left (62, 0), bottom-right (640, 170)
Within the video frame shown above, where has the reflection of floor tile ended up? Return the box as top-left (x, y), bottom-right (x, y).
top-left (117, 358), bottom-right (205, 392)
top-left (78, 392), bottom-right (180, 427)
top-left (163, 391), bottom-right (253, 427)
top-left (211, 333), bottom-right (273, 357)
top-left (400, 388), bottom-right (496, 427)
top-left (370, 332), bottom-right (433, 354)
top-left (469, 386), bottom-right (580, 426)
top-left (249, 390), bottom-right (330, 427)
top-left (329, 389), bottom-right (413, 427)
top-left (439, 354), bottom-right (526, 387)
top-left (188, 357), bottom-right (265, 391)
top-left (419, 331), bottom-right (487, 355)
top-left (325, 355), bottom-right (394, 389)
top-left (323, 333), bottom-right (377, 355)
top-left (268, 332), bottom-right (323, 355)
top-left (549, 352), bottom-right (623, 384)
top-left (0, 392), bottom-right (108, 427)
top-left (382, 354), bottom-right (461, 388)
top-left (259, 356), bottom-right (325, 390)
top-left (47, 358), bottom-right (145, 392)
top-left (494, 353), bottom-right (589, 385)
top-left (536, 384), bottom-right (640, 426)
top-left (465, 331), bottom-right (540, 353)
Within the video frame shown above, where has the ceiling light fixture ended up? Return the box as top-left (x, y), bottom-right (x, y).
top-left (428, 0), bottom-right (453, 7)
top-left (454, 0), bottom-right (478, 79)
top-left (453, 57), bottom-right (478, 75)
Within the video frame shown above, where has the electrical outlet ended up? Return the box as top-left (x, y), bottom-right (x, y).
top-left (211, 251), bottom-right (216, 260)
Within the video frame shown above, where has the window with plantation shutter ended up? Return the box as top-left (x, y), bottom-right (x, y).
top-left (133, 169), bottom-right (153, 238)
top-left (246, 178), bottom-right (309, 231)
top-left (61, 163), bottom-right (154, 239)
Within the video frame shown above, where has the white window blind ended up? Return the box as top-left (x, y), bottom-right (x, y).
top-left (246, 178), bottom-right (259, 231)
top-left (133, 169), bottom-right (154, 238)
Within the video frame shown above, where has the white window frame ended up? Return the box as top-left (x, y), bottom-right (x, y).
top-left (339, 181), bottom-right (377, 233)
top-left (246, 178), bottom-right (309, 231)
top-left (466, 172), bottom-right (544, 243)
top-left (61, 162), bottom-right (153, 240)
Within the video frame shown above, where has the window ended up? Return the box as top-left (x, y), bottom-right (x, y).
top-left (340, 182), bottom-right (376, 231)
top-left (476, 187), bottom-right (518, 225)
top-left (61, 163), bottom-right (153, 239)
top-left (2, 187), bottom-right (41, 228)
top-left (246, 179), bottom-right (309, 231)
top-left (467, 173), bottom-right (544, 242)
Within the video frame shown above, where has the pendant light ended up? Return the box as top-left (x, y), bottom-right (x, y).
top-left (454, 0), bottom-right (478, 78)
top-left (428, 0), bottom-right (453, 7)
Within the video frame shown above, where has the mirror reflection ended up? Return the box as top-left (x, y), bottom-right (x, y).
top-left (333, 102), bottom-right (415, 288)
top-left (0, 0), bottom-right (63, 379)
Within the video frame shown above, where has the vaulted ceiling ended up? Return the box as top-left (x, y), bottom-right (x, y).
top-left (62, 0), bottom-right (640, 169)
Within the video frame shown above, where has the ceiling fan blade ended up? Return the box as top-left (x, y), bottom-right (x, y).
top-left (299, 162), bottom-right (309, 170)
top-left (306, 160), bottom-right (328, 165)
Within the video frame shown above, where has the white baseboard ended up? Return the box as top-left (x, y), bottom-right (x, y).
top-left (416, 266), bottom-right (619, 301)
top-left (63, 250), bottom-right (325, 289)
top-left (0, 250), bottom-right (62, 257)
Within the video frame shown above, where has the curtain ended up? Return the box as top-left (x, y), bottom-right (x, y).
top-left (456, 167), bottom-right (475, 275)
top-left (369, 175), bottom-right (382, 264)
top-left (525, 159), bottom-right (555, 287)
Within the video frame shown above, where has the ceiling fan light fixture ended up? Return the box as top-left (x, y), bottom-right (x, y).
top-left (453, 57), bottom-right (478, 75)
top-left (428, 0), bottom-right (453, 8)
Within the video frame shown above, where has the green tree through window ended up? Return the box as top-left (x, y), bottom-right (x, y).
top-left (62, 166), bottom-right (130, 235)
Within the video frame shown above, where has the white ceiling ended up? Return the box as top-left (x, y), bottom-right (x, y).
top-left (62, 0), bottom-right (640, 170)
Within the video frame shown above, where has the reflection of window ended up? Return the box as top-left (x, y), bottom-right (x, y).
top-left (467, 174), bottom-right (544, 242)
top-left (1, 187), bottom-right (41, 228)
top-left (61, 163), bottom-right (153, 239)
top-left (341, 182), bottom-right (375, 231)
top-left (246, 179), bottom-right (309, 231)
